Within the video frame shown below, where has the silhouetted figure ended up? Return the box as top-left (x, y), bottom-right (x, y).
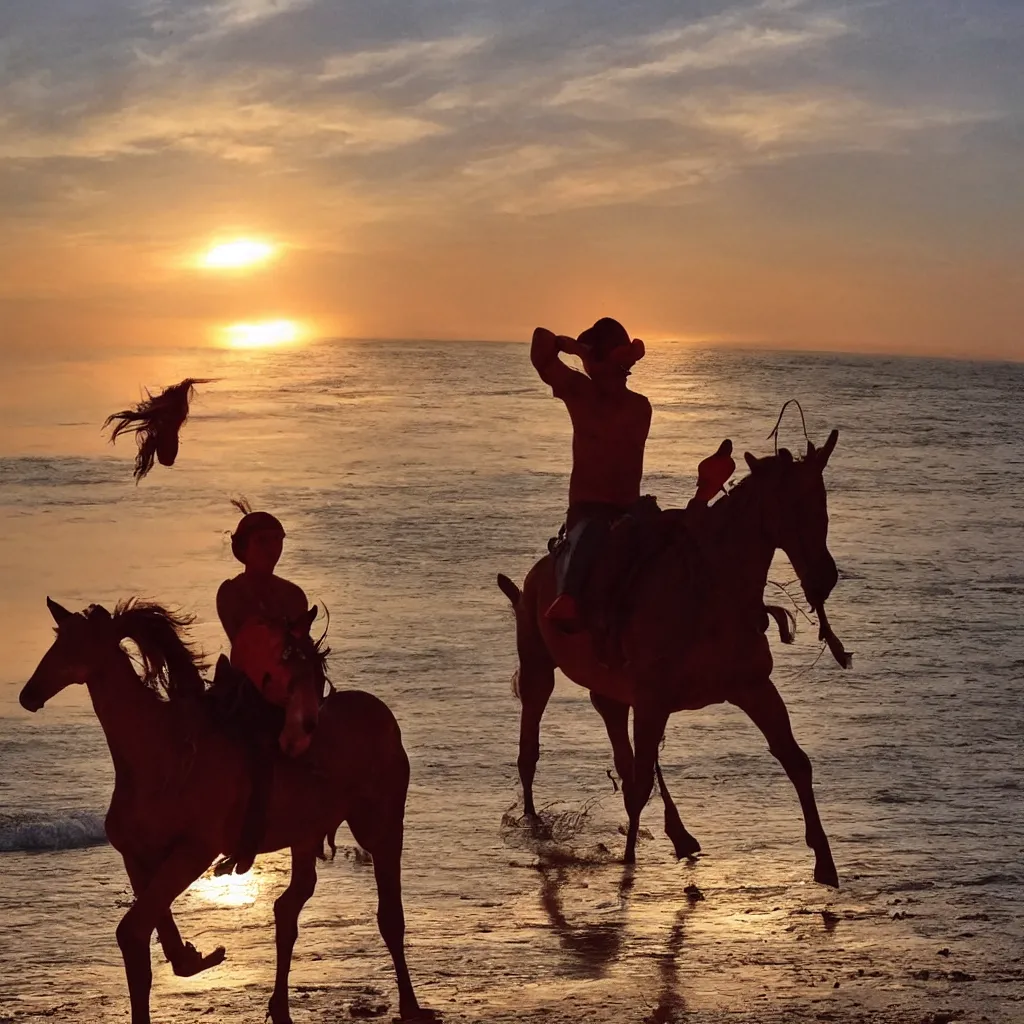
top-left (496, 429), bottom-right (847, 884)
top-left (531, 318), bottom-right (651, 631)
top-left (217, 501), bottom-right (312, 875)
top-left (20, 598), bottom-right (430, 1023)
top-left (104, 378), bottom-right (213, 481)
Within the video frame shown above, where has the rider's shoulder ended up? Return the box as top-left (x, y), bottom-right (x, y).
top-left (217, 575), bottom-right (246, 597)
top-left (273, 575), bottom-right (308, 602)
top-left (627, 389), bottom-right (652, 414)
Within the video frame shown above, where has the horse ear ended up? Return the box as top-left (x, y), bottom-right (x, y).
top-left (806, 440), bottom-right (817, 458)
top-left (818, 429), bottom-right (839, 468)
top-left (744, 452), bottom-right (761, 473)
top-left (298, 605), bottom-right (318, 633)
top-left (46, 597), bottom-right (72, 624)
top-left (778, 448), bottom-right (793, 465)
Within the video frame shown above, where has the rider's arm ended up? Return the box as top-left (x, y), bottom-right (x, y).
top-left (284, 581), bottom-right (310, 625)
top-left (216, 580), bottom-right (245, 642)
top-left (531, 327), bottom-right (587, 399)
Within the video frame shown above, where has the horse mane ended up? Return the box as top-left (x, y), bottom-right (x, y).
top-left (103, 379), bottom-right (211, 482)
top-left (111, 599), bottom-right (208, 701)
top-left (714, 448), bottom-right (813, 508)
top-left (295, 626), bottom-right (333, 693)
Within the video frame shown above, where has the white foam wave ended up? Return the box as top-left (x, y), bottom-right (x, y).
top-left (0, 811), bottom-right (108, 853)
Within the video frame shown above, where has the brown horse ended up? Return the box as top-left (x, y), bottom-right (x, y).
top-left (498, 432), bottom-right (845, 888)
top-left (19, 598), bottom-right (432, 1024)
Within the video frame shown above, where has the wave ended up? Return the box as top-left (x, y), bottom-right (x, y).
top-left (0, 810), bottom-right (108, 853)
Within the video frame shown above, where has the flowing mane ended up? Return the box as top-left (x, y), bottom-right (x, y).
top-left (111, 600), bottom-right (208, 701)
top-left (103, 378), bottom-right (212, 481)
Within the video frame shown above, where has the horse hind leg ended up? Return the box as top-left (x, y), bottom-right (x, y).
top-left (348, 803), bottom-right (432, 1021)
top-left (515, 617), bottom-right (556, 820)
top-left (268, 844), bottom-right (319, 1024)
top-left (731, 678), bottom-right (839, 888)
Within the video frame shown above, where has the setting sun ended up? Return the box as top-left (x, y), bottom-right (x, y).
top-left (199, 239), bottom-right (276, 270)
top-left (219, 319), bottom-right (304, 348)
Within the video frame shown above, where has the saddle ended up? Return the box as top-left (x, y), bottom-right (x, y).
top-left (206, 655), bottom-right (284, 743)
top-left (582, 507), bottom-right (707, 666)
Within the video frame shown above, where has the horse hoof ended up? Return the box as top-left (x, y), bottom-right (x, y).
top-left (173, 942), bottom-right (226, 977)
top-left (268, 995), bottom-right (293, 1024)
top-left (671, 834), bottom-right (702, 860)
top-left (212, 857), bottom-right (235, 877)
top-left (400, 1006), bottom-right (441, 1022)
top-left (814, 862), bottom-right (840, 889)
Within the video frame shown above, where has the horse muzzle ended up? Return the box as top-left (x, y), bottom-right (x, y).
top-left (19, 686), bottom-right (44, 713)
top-left (802, 556), bottom-right (838, 610)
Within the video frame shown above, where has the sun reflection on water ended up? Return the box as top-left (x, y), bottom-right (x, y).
top-left (218, 319), bottom-right (305, 349)
top-left (189, 867), bottom-right (262, 907)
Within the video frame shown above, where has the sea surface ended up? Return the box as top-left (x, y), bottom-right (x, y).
top-left (0, 340), bottom-right (1022, 1023)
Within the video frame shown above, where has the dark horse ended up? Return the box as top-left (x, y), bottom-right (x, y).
top-left (19, 599), bottom-right (433, 1024)
top-left (498, 432), bottom-right (846, 887)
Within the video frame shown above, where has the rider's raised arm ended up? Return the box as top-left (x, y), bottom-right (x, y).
top-left (530, 327), bottom-right (587, 399)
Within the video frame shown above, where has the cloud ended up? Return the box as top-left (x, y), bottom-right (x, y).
top-left (0, 0), bottom-right (1021, 356)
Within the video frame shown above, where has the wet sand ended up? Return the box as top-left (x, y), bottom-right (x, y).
top-left (3, 803), bottom-right (1020, 1024)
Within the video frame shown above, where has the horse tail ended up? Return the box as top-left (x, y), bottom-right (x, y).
top-left (497, 574), bottom-right (524, 700)
top-left (497, 573), bottom-right (521, 608)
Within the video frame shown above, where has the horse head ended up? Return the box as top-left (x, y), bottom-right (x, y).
top-left (20, 599), bottom-right (115, 711)
top-left (743, 428), bottom-right (840, 612)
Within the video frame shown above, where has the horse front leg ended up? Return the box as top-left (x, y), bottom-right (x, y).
top-left (730, 678), bottom-right (839, 888)
top-left (114, 841), bottom-right (216, 1024)
top-left (624, 702), bottom-right (670, 864)
top-left (590, 693), bottom-right (699, 860)
top-left (268, 844), bottom-right (319, 1024)
top-left (654, 759), bottom-right (702, 860)
top-left (122, 854), bottom-right (226, 977)
top-left (589, 691), bottom-right (635, 813)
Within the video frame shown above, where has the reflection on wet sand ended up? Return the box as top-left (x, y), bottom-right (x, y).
top-left (534, 857), bottom-right (696, 1023)
top-left (188, 864), bottom-right (262, 907)
top-left (647, 909), bottom-right (688, 1024)
top-left (537, 859), bottom-right (627, 979)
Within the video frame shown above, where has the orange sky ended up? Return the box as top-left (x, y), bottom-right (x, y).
top-left (2, 1), bottom-right (1022, 360)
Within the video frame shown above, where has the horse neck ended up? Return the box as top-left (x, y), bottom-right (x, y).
top-left (85, 647), bottom-right (177, 779)
top-left (710, 479), bottom-right (777, 593)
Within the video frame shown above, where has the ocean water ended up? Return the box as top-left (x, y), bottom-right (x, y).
top-left (0, 340), bottom-right (1022, 1024)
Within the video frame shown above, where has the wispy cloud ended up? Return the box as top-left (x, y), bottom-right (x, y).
top-left (0, 0), bottom-right (1021, 355)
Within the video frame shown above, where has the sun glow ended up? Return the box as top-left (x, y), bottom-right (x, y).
top-left (199, 239), bottom-right (276, 270)
top-left (219, 319), bottom-right (304, 349)
top-left (189, 867), bottom-right (261, 907)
